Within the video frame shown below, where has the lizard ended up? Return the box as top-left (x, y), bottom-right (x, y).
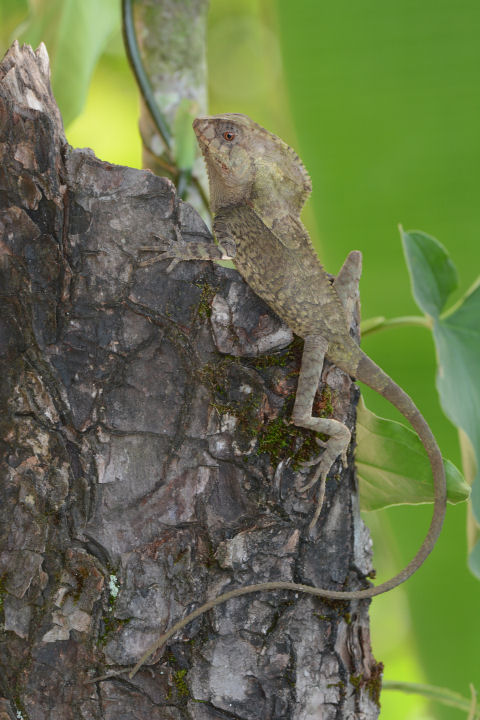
top-left (128, 113), bottom-right (447, 678)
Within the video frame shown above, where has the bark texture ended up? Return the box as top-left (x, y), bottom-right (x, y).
top-left (0, 43), bottom-right (381, 719)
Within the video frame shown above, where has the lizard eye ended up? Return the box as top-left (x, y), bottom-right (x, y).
top-left (223, 131), bottom-right (235, 141)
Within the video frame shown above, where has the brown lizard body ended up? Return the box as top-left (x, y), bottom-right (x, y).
top-left (129, 113), bottom-right (447, 677)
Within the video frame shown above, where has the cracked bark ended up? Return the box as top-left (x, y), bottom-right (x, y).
top-left (0, 43), bottom-right (381, 720)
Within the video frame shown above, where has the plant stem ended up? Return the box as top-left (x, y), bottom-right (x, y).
top-left (122, 0), bottom-right (172, 153)
top-left (360, 315), bottom-right (432, 337)
top-left (382, 681), bottom-right (479, 718)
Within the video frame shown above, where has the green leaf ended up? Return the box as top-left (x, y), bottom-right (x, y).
top-left (460, 431), bottom-right (480, 578)
top-left (401, 229), bottom-right (480, 574)
top-left (469, 539), bottom-right (480, 579)
top-left (18, 0), bottom-right (120, 127)
top-left (433, 279), bottom-right (480, 504)
top-left (356, 399), bottom-right (469, 511)
top-left (401, 228), bottom-right (458, 317)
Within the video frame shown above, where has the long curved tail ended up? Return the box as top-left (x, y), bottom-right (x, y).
top-left (352, 350), bottom-right (447, 595)
top-left (129, 350), bottom-right (447, 677)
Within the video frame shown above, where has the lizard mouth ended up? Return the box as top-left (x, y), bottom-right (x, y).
top-left (194, 130), bottom-right (211, 156)
top-left (192, 117), bottom-right (209, 144)
top-left (193, 120), bottom-right (230, 175)
top-left (194, 127), bottom-right (206, 143)
top-left (195, 136), bottom-right (229, 174)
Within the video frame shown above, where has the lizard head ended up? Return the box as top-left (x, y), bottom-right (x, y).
top-left (193, 114), bottom-right (256, 211)
top-left (193, 113), bottom-right (312, 215)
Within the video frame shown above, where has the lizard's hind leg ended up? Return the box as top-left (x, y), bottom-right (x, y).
top-left (292, 335), bottom-right (351, 532)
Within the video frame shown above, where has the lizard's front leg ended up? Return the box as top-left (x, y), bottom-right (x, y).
top-left (139, 226), bottom-right (236, 271)
top-left (292, 335), bottom-right (351, 532)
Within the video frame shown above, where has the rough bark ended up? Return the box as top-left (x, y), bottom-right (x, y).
top-left (0, 42), bottom-right (381, 719)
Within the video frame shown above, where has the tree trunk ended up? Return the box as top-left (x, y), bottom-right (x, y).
top-left (130, 0), bottom-right (209, 209)
top-left (0, 42), bottom-right (381, 719)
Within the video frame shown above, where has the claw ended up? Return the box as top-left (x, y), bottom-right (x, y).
top-left (166, 258), bottom-right (181, 273)
top-left (138, 254), bottom-right (168, 267)
top-left (308, 473), bottom-right (328, 534)
top-left (299, 455), bottom-right (322, 469)
top-left (298, 474), bottom-right (320, 492)
top-left (297, 458), bottom-right (328, 530)
top-left (297, 439), bottom-right (345, 529)
top-left (298, 438), bottom-right (327, 469)
top-left (138, 234), bottom-right (175, 267)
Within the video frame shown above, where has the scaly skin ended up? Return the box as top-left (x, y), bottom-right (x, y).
top-left (129, 114), bottom-right (447, 678)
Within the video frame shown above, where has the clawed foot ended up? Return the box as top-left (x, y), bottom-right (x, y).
top-left (298, 440), bottom-right (348, 492)
top-left (297, 438), bottom-right (350, 533)
top-left (138, 226), bottom-right (184, 272)
top-left (298, 437), bottom-right (327, 468)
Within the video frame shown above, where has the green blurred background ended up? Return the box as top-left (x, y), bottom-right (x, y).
top-left (2, 1), bottom-right (480, 717)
